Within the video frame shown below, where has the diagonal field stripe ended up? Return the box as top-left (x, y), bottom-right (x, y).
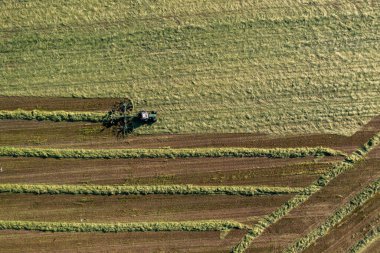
top-left (231, 131), bottom-right (380, 252)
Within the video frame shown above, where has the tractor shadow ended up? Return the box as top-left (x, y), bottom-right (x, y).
top-left (127, 116), bottom-right (156, 132)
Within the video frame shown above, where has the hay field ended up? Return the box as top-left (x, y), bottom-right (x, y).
top-left (1, 0), bottom-right (379, 134)
top-left (1, 1), bottom-right (380, 252)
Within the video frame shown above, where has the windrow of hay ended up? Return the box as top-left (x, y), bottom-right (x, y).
top-left (348, 225), bottom-right (380, 253)
top-left (0, 109), bottom-right (104, 122)
top-left (0, 146), bottom-right (345, 159)
top-left (0, 184), bottom-right (302, 196)
top-left (231, 131), bottom-right (380, 252)
top-left (284, 178), bottom-right (379, 252)
top-left (0, 220), bottom-right (248, 233)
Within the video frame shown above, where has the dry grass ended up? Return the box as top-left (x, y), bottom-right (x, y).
top-left (0, 1), bottom-right (379, 135)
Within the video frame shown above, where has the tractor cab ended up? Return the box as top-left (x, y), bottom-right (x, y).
top-left (138, 110), bottom-right (157, 123)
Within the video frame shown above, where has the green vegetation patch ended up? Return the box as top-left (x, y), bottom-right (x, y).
top-left (0, 146), bottom-right (345, 159)
top-left (0, 184), bottom-right (302, 196)
top-left (0, 220), bottom-right (248, 233)
top-left (285, 178), bottom-right (380, 252)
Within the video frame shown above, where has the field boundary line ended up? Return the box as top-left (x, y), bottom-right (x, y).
top-left (348, 224), bottom-right (380, 253)
top-left (284, 178), bottom-right (380, 252)
top-left (0, 184), bottom-right (303, 196)
top-left (0, 109), bottom-right (104, 122)
top-left (0, 146), bottom-right (346, 159)
top-left (0, 219), bottom-right (250, 233)
top-left (231, 131), bottom-right (380, 252)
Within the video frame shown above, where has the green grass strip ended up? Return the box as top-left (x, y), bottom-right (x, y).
top-left (284, 179), bottom-right (380, 252)
top-left (0, 184), bottom-right (302, 196)
top-left (0, 109), bottom-right (104, 122)
top-left (0, 146), bottom-right (345, 159)
top-left (0, 220), bottom-right (248, 233)
top-left (231, 131), bottom-right (380, 252)
top-left (349, 225), bottom-right (380, 253)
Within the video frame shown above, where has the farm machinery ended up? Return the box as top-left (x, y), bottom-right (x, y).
top-left (102, 98), bottom-right (157, 137)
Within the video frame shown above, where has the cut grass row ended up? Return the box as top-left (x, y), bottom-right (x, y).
top-left (0, 184), bottom-right (302, 196)
top-left (0, 109), bottom-right (104, 122)
top-left (0, 220), bottom-right (249, 233)
top-left (284, 178), bottom-right (380, 252)
top-left (348, 225), bottom-right (380, 253)
top-left (0, 146), bottom-right (345, 159)
top-left (231, 131), bottom-right (380, 252)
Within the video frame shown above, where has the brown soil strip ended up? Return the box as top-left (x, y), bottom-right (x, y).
top-left (1, 115), bottom-right (379, 151)
top-left (0, 96), bottom-right (120, 111)
top-left (0, 230), bottom-right (246, 253)
top-left (247, 158), bottom-right (380, 253)
top-left (0, 157), bottom-right (334, 187)
top-left (303, 194), bottom-right (380, 253)
top-left (0, 193), bottom-right (293, 224)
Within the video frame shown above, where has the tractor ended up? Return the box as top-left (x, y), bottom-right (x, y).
top-left (102, 98), bottom-right (157, 137)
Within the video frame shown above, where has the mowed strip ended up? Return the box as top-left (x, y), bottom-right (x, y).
top-left (0, 146), bottom-right (345, 159)
top-left (0, 157), bottom-right (333, 187)
top-left (285, 178), bottom-right (380, 252)
top-left (232, 131), bottom-right (380, 252)
top-left (0, 230), bottom-right (247, 253)
top-left (248, 158), bottom-right (380, 253)
top-left (1, 116), bottom-right (378, 151)
top-left (349, 226), bottom-right (380, 253)
top-left (0, 193), bottom-right (294, 223)
top-left (302, 195), bottom-right (380, 253)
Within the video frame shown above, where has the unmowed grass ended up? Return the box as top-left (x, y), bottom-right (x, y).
top-left (0, 1), bottom-right (379, 135)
